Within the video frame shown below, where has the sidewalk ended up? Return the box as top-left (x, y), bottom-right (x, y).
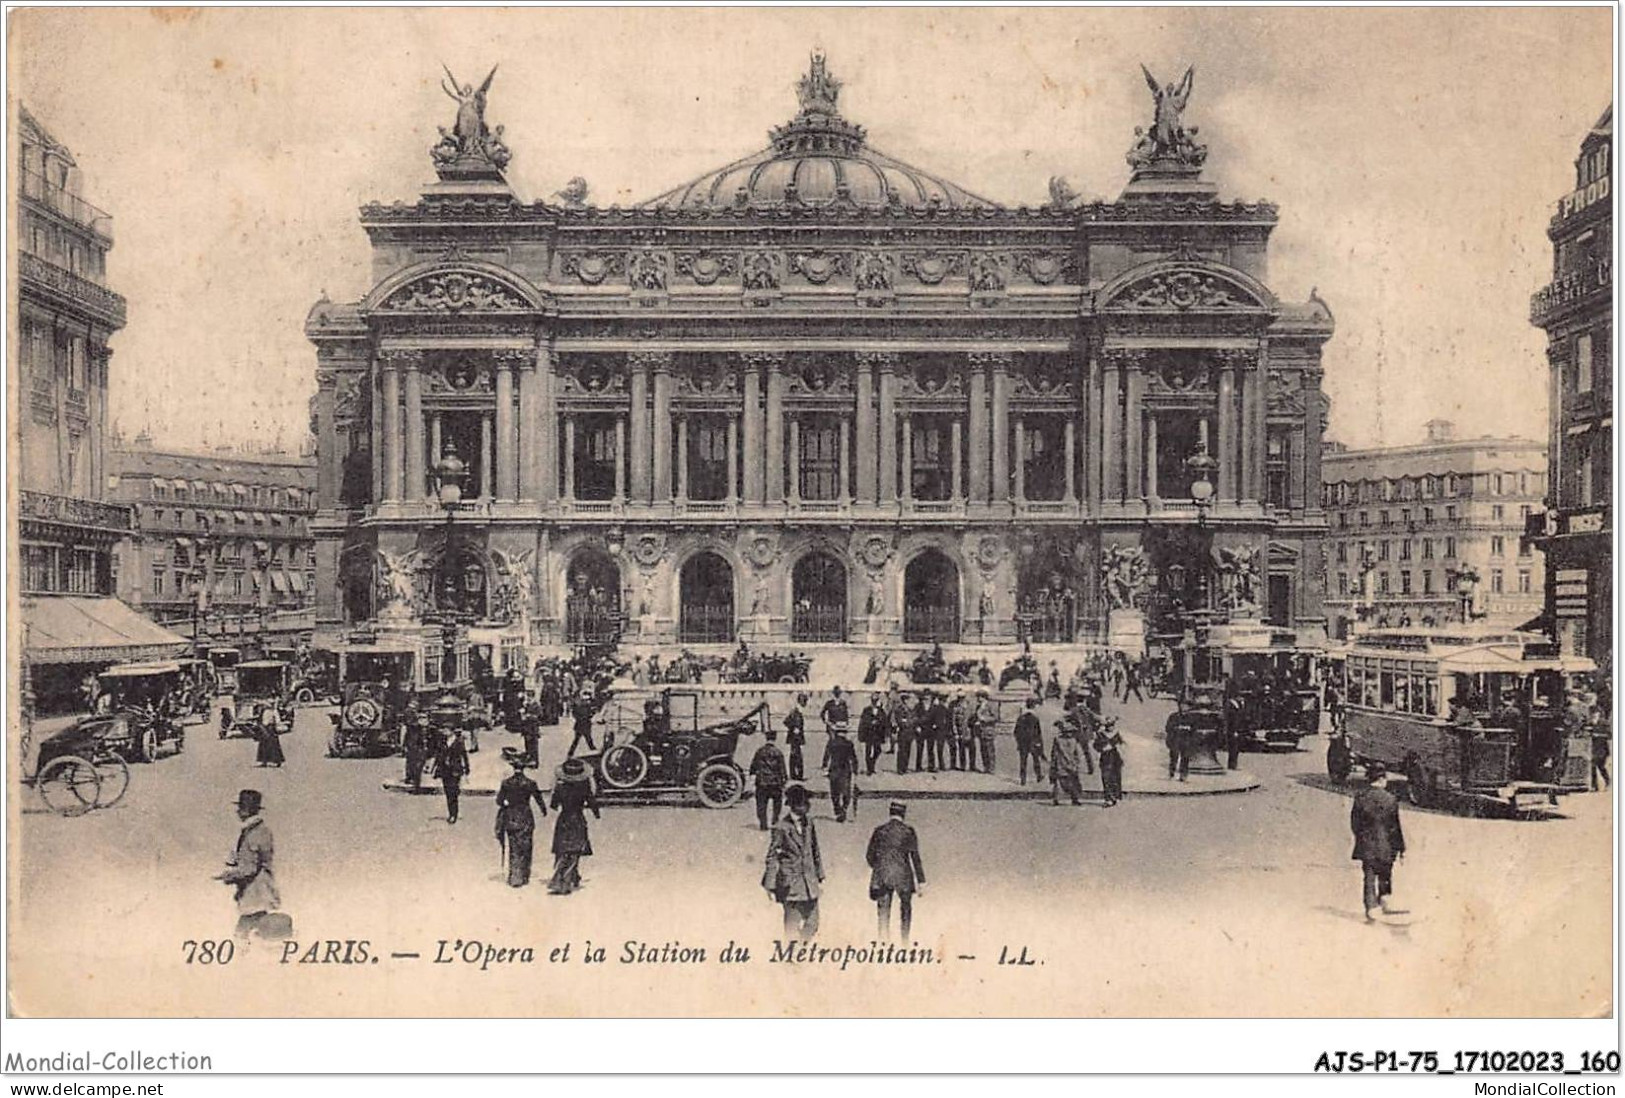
top-left (381, 691), bottom-right (1261, 801)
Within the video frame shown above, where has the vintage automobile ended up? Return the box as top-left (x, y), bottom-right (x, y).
top-left (290, 647), bottom-right (340, 706)
top-left (207, 646), bottom-right (243, 695)
top-left (327, 644), bottom-right (416, 757)
top-left (590, 690), bottom-right (769, 807)
top-left (172, 657), bottom-right (218, 720)
top-left (1166, 681), bottom-right (1228, 768)
top-left (220, 660), bottom-right (295, 738)
top-left (27, 717), bottom-right (133, 815)
top-left (95, 662), bottom-right (188, 762)
top-left (1328, 627), bottom-right (1596, 813)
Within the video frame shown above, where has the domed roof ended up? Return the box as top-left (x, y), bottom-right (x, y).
top-left (639, 54), bottom-right (999, 213)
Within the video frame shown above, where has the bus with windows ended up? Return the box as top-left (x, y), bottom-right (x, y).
top-left (1327, 627), bottom-right (1596, 813)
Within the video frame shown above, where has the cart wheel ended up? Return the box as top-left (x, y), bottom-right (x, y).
top-left (293, 686), bottom-right (316, 705)
top-left (93, 755), bottom-right (131, 809)
top-left (1405, 760), bottom-right (1434, 808)
top-left (37, 755), bottom-right (102, 817)
top-left (696, 762), bottom-right (744, 808)
top-left (136, 726), bottom-right (159, 764)
top-left (600, 744), bottom-right (648, 789)
top-left (776, 673), bottom-right (800, 684)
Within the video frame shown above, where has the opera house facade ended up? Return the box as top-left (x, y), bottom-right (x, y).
top-left (306, 56), bottom-right (1333, 654)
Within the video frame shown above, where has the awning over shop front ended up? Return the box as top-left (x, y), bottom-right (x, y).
top-left (253, 540), bottom-right (270, 552)
top-left (151, 477), bottom-right (169, 490)
top-left (288, 572), bottom-right (306, 593)
top-left (22, 596), bottom-right (189, 665)
top-left (269, 571), bottom-right (289, 594)
top-left (232, 484), bottom-right (249, 497)
top-left (253, 512), bottom-right (268, 525)
top-left (232, 511), bottom-right (250, 523)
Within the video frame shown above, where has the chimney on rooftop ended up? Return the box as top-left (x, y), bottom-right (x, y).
top-left (1424, 419), bottom-right (1455, 444)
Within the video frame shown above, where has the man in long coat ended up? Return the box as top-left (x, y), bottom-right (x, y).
top-left (402, 703), bottom-right (428, 790)
top-left (822, 726), bottom-right (859, 823)
top-left (495, 749), bottom-right (548, 887)
top-left (1350, 762), bottom-right (1406, 920)
top-left (748, 728), bottom-right (788, 831)
top-left (438, 727), bottom-right (471, 824)
top-left (866, 802), bottom-right (926, 940)
top-left (762, 784), bottom-right (823, 940)
top-left (1014, 698), bottom-right (1046, 785)
top-left (857, 695), bottom-right (888, 777)
top-left (217, 789), bottom-right (282, 940)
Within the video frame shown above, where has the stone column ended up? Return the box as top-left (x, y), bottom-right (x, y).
top-left (518, 353), bottom-right (538, 500)
top-left (370, 368), bottom-right (383, 503)
top-left (1125, 363), bottom-right (1145, 503)
top-left (628, 355), bottom-right (650, 502)
top-left (1013, 417), bottom-right (1026, 503)
top-left (676, 417), bottom-right (689, 502)
top-left (839, 417), bottom-right (851, 504)
top-left (1240, 363), bottom-right (1259, 501)
top-left (494, 353), bottom-right (517, 500)
top-left (900, 414), bottom-right (913, 503)
top-left (1217, 359), bottom-right (1238, 501)
top-left (614, 416), bottom-right (627, 503)
top-left (480, 413), bottom-right (494, 499)
top-left (430, 415), bottom-right (442, 469)
top-left (1064, 419), bottom-right (1076, 503)
top-left (652, 357), bottom-right (673, 503)
top-left (1289, 425), bottom-right (1306, 510)
top-left (788, 417), bottom-right (801, 504)
top-left (877, 357), bottom-right (898, 504)
top-left (991, 354), bottom-right (1011, 505)
top-left (403, 355), bottom-right (425, 499)
top-left (854, 355), bottom-right (876, 504)
top-left (1086, 349), bottom-right (1102, 508)
top-left (951, 419), bottom-right (963, 502)
top-left (315, 371), bottom-right (338, 510)
top-left (1252, 363), bottom-right (1269, 501)
top-left (742, 359), bottom-right (763, 505)
top-left (1305, 370), bottom-right (1325, 509)
top-left (968, 358), bottom-right (989, 503)
top-left (1145, 414), bottom-right (1159, 501)
top-left (764, 356), bottom-right (786, 504)
top-left (379, 353), bottom-right (402, 502)
top-left (726, 416), bottom-right (739, 504)
top-left (537, 343), bottom-right (557, 503)
top-left (563, 418), bottom-right (577, 501)
top-left (1101, 352), bottom-right (1122, 503)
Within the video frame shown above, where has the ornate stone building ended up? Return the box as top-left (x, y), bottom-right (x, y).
top-left (307, 56), bottom-right (1334, 651)
top-left (1530, 106), bottom-right (1612, 664)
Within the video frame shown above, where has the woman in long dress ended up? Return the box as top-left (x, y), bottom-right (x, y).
top-left (254, 709), bottom-right (286, 768)
top-left (548, 758), bottom-right (601, 895)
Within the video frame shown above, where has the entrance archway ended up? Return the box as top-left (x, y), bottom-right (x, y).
top-left (792, 552), bottom-right (847, 642)
top-left (565, 550), bottom-right (621, 644)
top-left (680, 552), bottom-right (734, 643)
top-left (903, 549), bottom-right (960, 643)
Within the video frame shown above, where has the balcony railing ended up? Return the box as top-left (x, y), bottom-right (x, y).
top-left (19, 490), bottom-right (132, 531)
top-left (1531, 259), bottom-right (1611, 327)
top-left (21, 168), bottom-right (113, 238)
top-left (19, 252), bottom-right (127, 327)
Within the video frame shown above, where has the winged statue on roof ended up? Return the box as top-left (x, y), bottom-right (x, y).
top-left (1127, 64), bottom-right (1208, 171)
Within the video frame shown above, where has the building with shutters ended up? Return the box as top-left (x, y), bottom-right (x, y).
top-left (1321, 421), bottom-right (1547, 640)
top-left (1530, 106), bottom-right (1612, 664)
top-left (306, 55), bottom-right (1334, 652)
top-left (108, 437), bottom-right (318, 643)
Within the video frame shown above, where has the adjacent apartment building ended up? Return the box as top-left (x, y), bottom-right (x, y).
top-left (16, 106), bottom-right (185, 714)
top-left (1530, 106), bottom-right (1612, 664)
top-left (109, 436), bottom-right (318, 642)
top-left (1322, 420), bottom-right (1547, 639)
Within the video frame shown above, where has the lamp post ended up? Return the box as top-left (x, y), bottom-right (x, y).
top-left (192, 518), bottom-right (214, 649)
top-left (1181, 440), bottom-right (1226, 775)
top-left (433, 444), bottom-right (470, 679)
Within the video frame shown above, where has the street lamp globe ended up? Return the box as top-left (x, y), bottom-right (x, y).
top-left (435, 443), bottom-right (467, 509)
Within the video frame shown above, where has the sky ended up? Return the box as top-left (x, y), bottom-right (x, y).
top-left (9, 6), bottom-right (1613, 452)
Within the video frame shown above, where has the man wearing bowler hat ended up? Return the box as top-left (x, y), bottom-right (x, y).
top-left (866, 801), bottom-right (926, 940)
top-left (217, 789), bottom-right (281, 940)
top-left (1350, 762), bottom-right (1407, 921)
top-left (762, 784), bottom-right (823, 940)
